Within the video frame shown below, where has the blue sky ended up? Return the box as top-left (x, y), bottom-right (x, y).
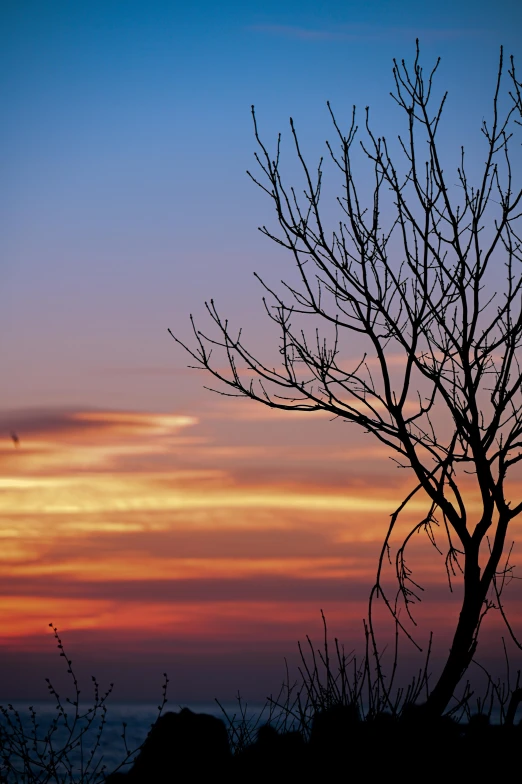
top-left (1, 0), bottom-right (521, 412)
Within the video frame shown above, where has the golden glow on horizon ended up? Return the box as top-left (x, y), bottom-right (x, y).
top-left (2, 555), bottom-right (373, 581)
top-left (0, 472), bottom-right (462, 515)
top-left (0, 406), bottom-right (519, 650)
top-left (0, 597), bottom-right (371, 642)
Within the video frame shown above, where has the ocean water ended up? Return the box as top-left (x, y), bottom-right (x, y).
top-left (0, 700), bottom-right (269, 781)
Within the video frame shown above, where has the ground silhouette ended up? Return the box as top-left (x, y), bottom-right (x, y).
top-left (104, 705), bottom-right (522, 781)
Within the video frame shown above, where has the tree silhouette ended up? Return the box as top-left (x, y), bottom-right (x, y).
top-left (171, 43), bottom-right (522, 715)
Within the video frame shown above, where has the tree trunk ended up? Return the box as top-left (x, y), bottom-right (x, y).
top-left (424, 558), bottom-right (484, 716)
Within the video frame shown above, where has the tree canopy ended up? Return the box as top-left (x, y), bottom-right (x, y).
top-left (171, 43), bottom-right (522, 715)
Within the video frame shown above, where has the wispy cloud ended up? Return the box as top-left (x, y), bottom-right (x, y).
top-left (0, 403), bottom-right (497, 665)
top-left (247, 23), bottom-right (484, 43)
top-left (104, 365), bottom-right (198, 376)
top-left (247, 24), bottom-right (351, 41)
top-left (0, 407), bottom-right (197, 442)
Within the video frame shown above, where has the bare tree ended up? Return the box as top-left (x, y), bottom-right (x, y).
top-left (171, 43), bottom-right (522, 716)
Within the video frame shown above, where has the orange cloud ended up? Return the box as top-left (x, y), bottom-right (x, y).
top-left (0, 404), bottom-right (520, 689)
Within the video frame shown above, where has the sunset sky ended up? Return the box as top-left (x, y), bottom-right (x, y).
top-left (1, 0), bottom-right (522, 703)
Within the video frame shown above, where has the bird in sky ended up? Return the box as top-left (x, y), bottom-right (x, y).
top-left (10, 432), bottom-right (20, 448)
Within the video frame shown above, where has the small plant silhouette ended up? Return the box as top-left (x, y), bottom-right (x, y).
top-left (0, 624), bottom-right (168, 783)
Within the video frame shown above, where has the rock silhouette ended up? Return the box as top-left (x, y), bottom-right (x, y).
top-left (105, 708), bottom-right (231, 782)
top-left (105, 706), bottom-right (522, 781)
